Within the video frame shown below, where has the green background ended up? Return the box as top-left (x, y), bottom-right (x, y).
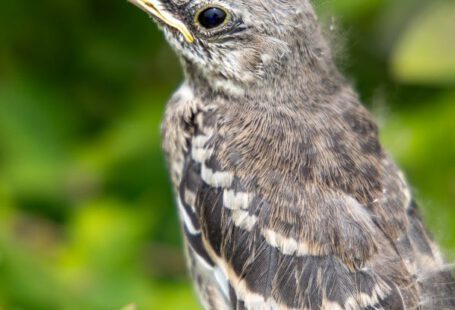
top-left (0, 0), bottom-right (454, 309)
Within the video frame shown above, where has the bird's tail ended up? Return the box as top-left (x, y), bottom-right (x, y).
top-left (419, 264), bottom-right (455, 309)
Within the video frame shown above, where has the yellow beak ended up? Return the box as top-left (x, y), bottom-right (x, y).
top-left (128, 0), bottom-right (194, 43)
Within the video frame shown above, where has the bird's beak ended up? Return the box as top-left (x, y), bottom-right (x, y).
top-left (128, 0), bottom-right (194, 43)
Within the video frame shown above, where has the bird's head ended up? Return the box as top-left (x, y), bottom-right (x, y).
top-left (129, 0), bottom-right (327, 95)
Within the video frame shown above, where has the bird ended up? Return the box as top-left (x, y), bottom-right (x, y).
top-left (128, 0), bottom-right (455, 309)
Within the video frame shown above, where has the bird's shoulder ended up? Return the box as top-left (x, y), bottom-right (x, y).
top-left (180, 96), bottom-right (413, 260)
top-left (161, 82), bottom-right (212, 186)
top-left (169, 91), bottom-right (454, 309)
top-left (176, 101), bottom-right (414, 309)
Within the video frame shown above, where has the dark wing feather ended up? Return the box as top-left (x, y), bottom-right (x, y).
top-left (180, 152), bottom-right (403, 309)
top-left (400, 202), bottom-right (455, 309)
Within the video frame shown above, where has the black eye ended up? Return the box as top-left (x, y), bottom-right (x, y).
top-left (197, 7), bottom-right (227, 29)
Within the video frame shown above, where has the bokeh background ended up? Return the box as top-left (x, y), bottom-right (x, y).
top-left (0, 0), bottom-right (454, 309)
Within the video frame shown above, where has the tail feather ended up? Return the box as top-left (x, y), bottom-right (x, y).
top-left (420, 268), bottom-right (455, 309)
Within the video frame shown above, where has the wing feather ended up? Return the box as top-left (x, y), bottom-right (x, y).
top-left (180, 154), bottom-right (401, 309)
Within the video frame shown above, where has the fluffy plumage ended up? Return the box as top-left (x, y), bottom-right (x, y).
top-left (130, 0), bottom-right (455, 308)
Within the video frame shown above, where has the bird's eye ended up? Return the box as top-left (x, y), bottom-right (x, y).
top-left (197, 7), bottom-right (228, 29)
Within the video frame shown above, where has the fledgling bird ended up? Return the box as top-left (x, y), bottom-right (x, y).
top-left (129, 0), bottom-right (455, 309)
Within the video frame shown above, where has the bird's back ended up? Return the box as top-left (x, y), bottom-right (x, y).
top-left (162, 82), bottom-right (455, 310)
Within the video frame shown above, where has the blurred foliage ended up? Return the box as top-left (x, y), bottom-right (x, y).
top-left (0, 0), bottom-right (454, 309)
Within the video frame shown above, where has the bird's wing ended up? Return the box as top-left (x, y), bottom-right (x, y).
top-left (176, 109), bottom-right (411, 310)
top-left (396, 201), bottom-right (455, 309)
top-left (180, 156), bottom-right (409, 310)
top-left (170, 96), bottom-right (454, 309)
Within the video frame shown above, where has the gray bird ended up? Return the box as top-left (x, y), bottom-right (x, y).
top-left (129, 0), bottom-right (455, 309)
